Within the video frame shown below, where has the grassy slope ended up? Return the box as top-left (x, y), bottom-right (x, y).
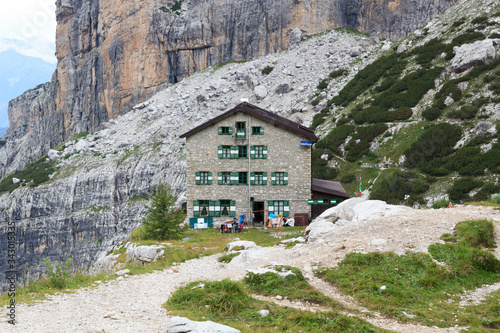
top-left (311, 0), bottom-right (500, 205)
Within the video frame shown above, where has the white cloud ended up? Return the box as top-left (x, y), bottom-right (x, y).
top-left (0, 0), bottom-right (57, 63)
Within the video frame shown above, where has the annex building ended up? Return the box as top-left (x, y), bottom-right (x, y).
top-left (180, 102), bottom-right (318, 224)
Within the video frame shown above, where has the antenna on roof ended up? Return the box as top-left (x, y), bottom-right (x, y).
top-left (240, 98), bottom-right (249, 104)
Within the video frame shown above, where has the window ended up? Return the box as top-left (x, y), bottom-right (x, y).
top-left (218, 126), bottom-right (233, 135)
top-left (194, 200), bottom-right (236, 217)
top-left (235, 122), bottom-right (246, 139)
top-left (251, 145), bottom-right (267, 159)
top-left (238, 172), bottom-right (247, 185)
top-left (199, 200), bottom-right (210, 216)
top-left (268, 200), bottom-right (289, 217)
top-left (220, 200), bottom-right (231, 216)
top-left (218, 172), bottom-right (231, 185)
top-left (251, 172), bottom-right (267, 185)
top-left (218, 145), bottom-right (231, 159)
top-left (196, 171), bottom-right (212, 185)
top-left (271, 172), bottom-right (288, 185)
top-left (252, 126), bottom-right (264, 135)
top-left (238, 145), bottom-right (247, 158)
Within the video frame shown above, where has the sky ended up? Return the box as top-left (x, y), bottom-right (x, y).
top-left (0, 0), bottom-right (57, 64)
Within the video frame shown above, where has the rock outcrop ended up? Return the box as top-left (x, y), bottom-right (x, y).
top-left (1, 0), bottom-right (458, 177)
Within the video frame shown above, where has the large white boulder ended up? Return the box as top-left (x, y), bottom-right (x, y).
top-left (305, 198), bottom-right (410, 243)
top-left (165, 316), bottom-right (240, 333)
top-left (451, 39), bottom-right (499, 73)
top-left (126, 244), bottom-right (164, 264)
top-left (48, 149), bottom-right (63, 161)
top-left (224, 240), bottom-right (257, 251)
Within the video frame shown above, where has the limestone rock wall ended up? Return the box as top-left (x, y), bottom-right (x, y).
top-left (1, 0), bottom-right (458, 177)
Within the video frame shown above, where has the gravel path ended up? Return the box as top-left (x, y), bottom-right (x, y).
top-left (2, 205), bottom-right (499, 333)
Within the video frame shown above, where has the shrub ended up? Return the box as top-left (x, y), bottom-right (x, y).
top-left (447, 146), bottom-right (484, 175)
top-left (142, 184), bottom-right (187, 240)
top-left (315, 125), bottom-right (354, 155)
top-left (261, 65), bottom-right (274, 75)
top-left (317, 79), bottom-right (329, 90)
top-left (218, 252), bottom-right (240, 263)
top-left (432, 198), bottom-right (450, 209)
top-left (473, 183), bottom-right (500, 201)
top-left (448, 177), bottom-right (484, 202)
top-left (329, 69), bottom-right (348, 79)
top-left (422, 106), bottom-right (442, 121)
top-left (455, 220), bottom-right (496, 248)
top-left (483, 149), bottom-right (500, 172)
top-left (371, 170), bottom-right (429, 204)
top-left (447, 105), bottom-right (479, 120)
top-left (388, 107), bottom-right (412, 121)
top-left (43, 258), bottom-right (73, 289)
top-left (0, 155), bottom-right (57, 194)
top-left (345, 123), bottom-right (388, 161)
top-left (311, 150), bottom-right (338, 180)
top-left (340, 173), bottom-right (356, 184)
top-left (405, 123), bottom-right (462, 173)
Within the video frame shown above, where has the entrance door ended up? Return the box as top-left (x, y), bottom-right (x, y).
top-left (253, 201), bottom-right (264, 224)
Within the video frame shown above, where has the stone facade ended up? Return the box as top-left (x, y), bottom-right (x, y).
top-left (184, 107), bottom-right (314, 224)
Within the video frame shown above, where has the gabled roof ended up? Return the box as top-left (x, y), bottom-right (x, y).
top-left (179, 102), bottom-right (318, 141)
top-left (312, 178), bottom-right (350, 198)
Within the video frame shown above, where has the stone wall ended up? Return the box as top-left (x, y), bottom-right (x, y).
top-left (185, 111), bottom-right (312, 223)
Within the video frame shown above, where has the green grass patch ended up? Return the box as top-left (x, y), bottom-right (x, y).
top-left (261, 65), bottom-right (274, 75)
top-left (218, 252), bottom-right (241, 263)
top-left (316, 220), bottom-right (500, 329)
top-left (432, 198), bottom-right (450, 209)
top-left (244, 265), bottom-right (338, 307)
top-left (165, 279), bottom-right (387, 333)
top-left (0, 155), bottom-right (57, 194)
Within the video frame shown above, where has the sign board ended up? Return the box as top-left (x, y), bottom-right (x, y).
top-left (300, 141), bottom-right (313, 146)
top-left (308, 199), bottom-right (339, 205)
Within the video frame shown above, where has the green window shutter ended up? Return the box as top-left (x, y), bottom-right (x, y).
top-left (268, 201), bottom-right (274, 213)
top-left (218, 172), bottom-right (222, 185)
top-left (218, 146), bottom-right (223, 159)
top-left (195, 172), bottom-right (201, 185)
top-left (228, 127), bottom-right (233, 135)
top-left (208, 200), bottom-right (215, 217)
top-left (284, 201), bottom-right (290, 217)
top-left (263, 172), bottom-right (267, 185)
top-left (250, 146), bottom-right (255, 159)
top-left (230, 200), bottom-right (236, 217)
top-left (193, 200), bottom-right (200, 217)
top-left (218, 127), bottom-right (223, 135)
top-left (250, 172), bottom-right (255, 185)
top-left (284, 172), bottom-right (288, 185)
top-left (271, 172), bottom-right (276, 185)
top-left (260, 127), bottom-right (264, 135)
top-left (263, 146), bottom-right (268, 159)
top-left (215, 200), bottom-right (221, 217)
top-left (208, 172), bottom-right (213, 185)
top-left (231, 146), bottom-right (238, 159)
top-left (231, 172), bottom-right (238, 185)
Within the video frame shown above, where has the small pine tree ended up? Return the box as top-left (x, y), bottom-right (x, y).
top-left (142, 184), bottom-right (186, 240)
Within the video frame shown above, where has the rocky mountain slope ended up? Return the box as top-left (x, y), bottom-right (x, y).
top-left (1, 0), bottom-right (498, 290)
top-left (0, 28), bottom-right (384, 290)
top-left (311, 0), bottom-right (500, 205)
top-left (0, 0), bottom-right (457, 178)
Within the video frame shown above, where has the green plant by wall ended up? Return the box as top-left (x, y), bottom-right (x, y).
top-left (43, 258), bottom-right (73, 289)
top-left (142, 184), bottom-right (187, 240)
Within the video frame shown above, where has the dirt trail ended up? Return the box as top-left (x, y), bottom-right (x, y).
top-left (1, 205), bottom-right (498, 333)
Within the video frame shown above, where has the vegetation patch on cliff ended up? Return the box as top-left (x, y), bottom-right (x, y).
top-left (0, 155), bottom-right (57, 194)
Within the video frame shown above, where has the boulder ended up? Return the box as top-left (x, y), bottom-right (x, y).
top-left (48, 149), bottom-right (63, 161)
top-left (224, 240), bottom-right (257, 251)
top-left (305, 198), bottom-right (411, 243)
top-left (126, 244), bottom-right (164, 264)
top-left (165, 316), bottom-right (240, 333)
top-left (254, 85), bottom-right (268, 99)
top-left (451, 39), bottom-right (499, 73)
top-left (444, 96), bottom-right (454, 106)
top-left (289, 27), bottom-right (302, 49)
top-left (74, 139), bottom-right (89, 152)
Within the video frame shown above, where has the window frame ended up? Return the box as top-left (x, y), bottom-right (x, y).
top-left (238, 145), bottom-right (248, 159)
top-left (238, 172), bottom-right (248, 185)
top-left (252, 126), bottom-right (264, 135)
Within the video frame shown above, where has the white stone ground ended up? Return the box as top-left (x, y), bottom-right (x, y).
top-left (2, 204), bottom-right (499, 333)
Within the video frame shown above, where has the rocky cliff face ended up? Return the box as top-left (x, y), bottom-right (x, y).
top-left (1, 0), bottom-right (458, 178)
top-left (0, 28), bottom-right (381, 291)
